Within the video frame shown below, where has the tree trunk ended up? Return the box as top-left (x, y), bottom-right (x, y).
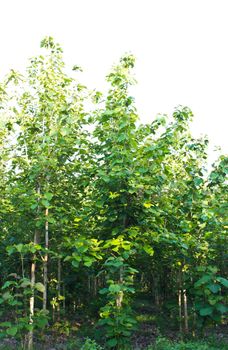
top-left (28, 251), bottom-right (36, 350)
top-left (178, 288), bottom-right (182, 334)
top-left (43, 208), bottom-right (49, 310)
top-left (178, 269), bottom-right (183, 334)
top-left (88, 275), bottom-right (91, 294)
top-left (63, 284), bottom-right (66, 312)
top-left (28, 185), bottom-right (41, 350)
top-left (154, 276), bottom-right (160, 307)
top-left (93, 276), bottom-right (97, 297)
top-left (183, 289), bottom-right (189, 333)
top-left (116, 266), bottom-right (123, 308)
top-left (57, 257), bottom-right (61, 321)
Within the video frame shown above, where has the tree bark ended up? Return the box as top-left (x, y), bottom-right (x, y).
top-left (178, 288), bottom-right (182, 334)
top-left (43, 208), bottom-right (49, 311)
top-left (178, 269), bottom-right (183, 334)
top-left (183, 289), bottom-right (189, 333)
top-left (57, 257), bottom-right (61, 321)
top-left (116, 266), bottom-right (123, 308)
top-left (28, 251), bottom-right (36, 350)
top-left (154, 275), bottom-right (160, 307)
top-left (28, 185), bottom-right (40, 350)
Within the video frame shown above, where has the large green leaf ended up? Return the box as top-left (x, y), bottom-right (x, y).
top-left (217, 277), bottom-right (228, 288)
top-left (6, 326), bottom-right (18, 336)
top-left (199, 306), bottom-right (213, 316)
top-left (194, 274), bottom-right (211, 288)
top-left (83, 257), bottom-right (94, 267)
top-left (207, 283), bottom-right (221, 293)
top-left (216, 303), bottom-right (228, 314)
top-left (35, 282), bottom-right (45, 293)
top-left (41, 199), bottom-right (50, 208)
top-left (44, 192), bottom-right (53, 201)
top-left (108, 284), bottom-right (121, 293)
top-left (107, 338), bottom-right (118, 347)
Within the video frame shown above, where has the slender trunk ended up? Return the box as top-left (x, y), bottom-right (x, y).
top-left (63, 284), bottom-right (66, 312)
top-left (21, 254), bottom-right (25, 279)
top-left (94, 276), bottom-right (97, 297)
top-left (28, 185), bottom-right (40, 350)
top-left (52, 304), bottom-right (55, 323)
top-left (178, 289), bottom-right (182, 333)
top-left (116, 212), bottom-right (127, 309)
top-left (57, 258), bottom-right (61, 321)
top-left (178, 269), bottom-right (183, 334)
top-left (154, 276), bottom-right (160, 307)
top-left (183, 289), bottom-right (189, 333)
top-left (43, 208), bottom-right (49, 311)
top-left (88, 275), bottom-right (91, 294)
top-left (28, 257), bottom-right (36, 350)
top-left (116, 266), bottom-right (123, 308)
top-left (193, 310), bottom-right (196, 337)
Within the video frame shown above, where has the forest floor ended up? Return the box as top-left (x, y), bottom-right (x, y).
top-left (0, 327), bottom-right (228, 350)
top-left (0, 319), bottom-right (227, 350)
top-left (0, 299), bottom-right (227, 349)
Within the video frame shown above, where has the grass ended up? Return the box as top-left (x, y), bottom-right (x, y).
top-left (0, 338), bottom-right (227, 350)
top-left (136, 314), bottom-right (157, 323)
top-left (147, 337), bottom-right (228, 350)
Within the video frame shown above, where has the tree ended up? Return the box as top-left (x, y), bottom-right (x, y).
top-left (0, 38), bottom-right (227, 349)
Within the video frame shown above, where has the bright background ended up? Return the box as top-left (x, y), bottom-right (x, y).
top-left (0, 0), bottom-right (227, 158)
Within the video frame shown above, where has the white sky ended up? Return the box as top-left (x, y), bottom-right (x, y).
top-left (0, 0), bottom-right (227, 157)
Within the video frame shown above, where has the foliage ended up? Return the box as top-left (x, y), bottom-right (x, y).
top-left (192, 266), bottom-right (228, 325)
top-left (0, 37), bottom-right (227, 349)
top-left (80, 338), bottom-right (104, 350)
top-left (99, 257), bottom-right (137, 348)
top-left (0, 275), bottom-right (48, 343)
top-left (147, 337), bottom-right (228, 350)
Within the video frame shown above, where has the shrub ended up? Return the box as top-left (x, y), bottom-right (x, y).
top-left (80, 337), bottom-right (104, 350)
top-left (147, 336), bottom-right (228, 350)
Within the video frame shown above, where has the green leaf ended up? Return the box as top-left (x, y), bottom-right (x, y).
top-left (2, 281), bottom-right (16, 289)
top-left (35, 282), bottom-right (45, 293)
top-left (0, 322), bottom-right (11, 327)
top-left (217, 277), bottom-right (228, 288)
top-left (194, 274), bottom-right (211, 287)
top-left (84, 258), bottom-right (94, 267)
top-left (8, 299), bottom-right (22, 306)
top-left (211, 313), bottom-right (222, 322)
top-left (194, 177), bottom-right (203, 186)
top-left (6, 246), bottom-right (15, 255)
top-left (72, 260), bottom-right (80, 268)
top-left (35, 316), bottom-right (48, 329)
top-left (20, 279), bottom-right (31, 288)
top-left (15, 243), bottom-right (24, 253)
top-left (25, 324), bottom-right (34, 331)
top-left (60, 127), bottom-right (71, 136)
top-left (216, 303), bottom-right (228, 314)
top-left (208, 297), bottom-right (218, 305)
top-left (2, 292), bottom-right (11, 300)
top-left (99, 288), bottom-right (108, 295)
top-left (199, 306), bottom-right (213, 316)
top-left (207, 283), bottom-right (221, 293)
top-left (44, 192), bottom-right (53, 201)
top-left (6, 326), bottom-right (18, 336)
top-left (107, 338), bottom-right (118, 347)
top-left (41, 199), bottom-right (50, 208)
top-left (143, 244), bottom-right (154, 256)
top-left (108, 284), bottom-right (121, 293)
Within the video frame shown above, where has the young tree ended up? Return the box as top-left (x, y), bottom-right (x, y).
top-left (0, 37), bottom-right (91, 349)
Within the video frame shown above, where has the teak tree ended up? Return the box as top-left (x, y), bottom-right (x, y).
top-left (0, 38), bottom-right (227, 350)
